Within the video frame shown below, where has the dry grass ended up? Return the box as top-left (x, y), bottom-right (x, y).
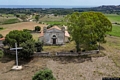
top-left (39, 15), bottom-right (64, 22)
top-left (0, 22), bottom-right (46, 37)
top-left (43, 41), bottom-right (76, 53)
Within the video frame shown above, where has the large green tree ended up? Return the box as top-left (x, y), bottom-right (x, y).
top-left (4, 30), bottom-right (33, 47)
top-left (65, 12), bottom-right (112, 52)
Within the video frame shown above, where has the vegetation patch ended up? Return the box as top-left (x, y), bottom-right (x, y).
top-left (32, 68), bottom-right (56, 80)
top-left (2, 18), bottom-right (20, 24)
top-left (107, 25), bottom-right (120, 37)
top-left (105, 14), bottom-right (120, 23)
top-left (44, 21), bottom-right (63, 26)
top-left (0, 27), bottom-right (3, 30)
top-left (0, 50), bottom-right (4, 58)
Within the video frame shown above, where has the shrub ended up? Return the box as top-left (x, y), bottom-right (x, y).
top-left (35, 26), bottom-right (41, 32)
top-left (32, 69), bottom-right (56, 80)
top-left (20, 39), bottom-right (35, 59)
top-left (35, 41), bottom-right (43, 52)
top-left (0, 50), bottom-right (4, 58)
top-left (0, 34), bottom-right (3, 38)
top-left (0, 27), bottom-right (3, 30)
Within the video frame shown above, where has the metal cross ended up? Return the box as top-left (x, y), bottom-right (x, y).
top-left (10, 43), bottom-right (22, 67)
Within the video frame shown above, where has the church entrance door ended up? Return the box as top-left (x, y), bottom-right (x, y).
top-left (53, 38), bottom-right (56, 44)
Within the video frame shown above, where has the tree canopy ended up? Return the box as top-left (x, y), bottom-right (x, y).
top-left (20, 39), bottom-right (35, 59)
top-left (65, 12), bottom-right (112, 52)
top-left (4, 30), bottom-right (33, 47)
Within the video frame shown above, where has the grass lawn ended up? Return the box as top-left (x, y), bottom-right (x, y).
top-left (105, 14), bottom-right (120, 23)
top-left (107, 25), bottom-right (120, 37)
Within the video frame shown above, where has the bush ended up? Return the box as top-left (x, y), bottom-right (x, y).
top-left (2, 19), bottom-right (19, 24)
top-left (35, 26), bottom-right (41, 32)
top-left (0, 50), bottom-right (4, 58)
top-left (0, 34), bottom-right (3, 38)
top-left (0, 27), bottom-right (3, 30)
top-left (35, 41), bottom-right (43, 52)
top-left (20, 40), bottom-right (35, 59)
top-left (32, 69), bottom-right (56, 80)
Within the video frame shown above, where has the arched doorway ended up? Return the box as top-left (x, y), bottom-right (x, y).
top-left (52, 35), bottom-right (57, 44)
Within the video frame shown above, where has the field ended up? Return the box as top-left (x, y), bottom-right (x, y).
top-left (44, 21), bottom-right (63, 25)
top-left (0, 22), bottom-right (46, 40)
top-left (105, 14), bottom-right (120, 23)
top-left (0, 13), bottom-right (120, 80)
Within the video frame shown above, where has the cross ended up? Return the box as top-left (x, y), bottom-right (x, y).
top-left (10, 43), bottom-right (22, 67)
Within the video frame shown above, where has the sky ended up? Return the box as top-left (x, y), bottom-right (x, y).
top-left (0, 0), bottom-right (120, 6)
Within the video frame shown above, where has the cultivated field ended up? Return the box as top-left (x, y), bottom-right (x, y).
top-left (0, 22), bottom-right (47, 40)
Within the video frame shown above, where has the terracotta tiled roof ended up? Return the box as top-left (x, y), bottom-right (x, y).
top-left (0, 38), bottom-right (5, 41)
top-left (65, 31), bottom-right (70, 37)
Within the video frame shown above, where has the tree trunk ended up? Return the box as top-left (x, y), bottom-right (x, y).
top-left (76, 42), bottom-right (80, 52)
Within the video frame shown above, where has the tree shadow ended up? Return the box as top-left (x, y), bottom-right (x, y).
top-left (18, 57), bottom-right (34, 65)
top-left (99, 45), bottom-right (105, 50)
top-left (53, 55), bottom-right (92, 64)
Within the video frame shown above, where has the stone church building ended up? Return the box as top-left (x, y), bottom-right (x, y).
top-left (39, 25), bottom-right (70, 45)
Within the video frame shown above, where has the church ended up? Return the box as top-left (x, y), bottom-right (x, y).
top-left (39, 25), bottom-right (70, 45)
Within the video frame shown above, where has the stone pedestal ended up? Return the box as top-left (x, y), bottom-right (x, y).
top-left (12, 65), bottom-right (22, 70)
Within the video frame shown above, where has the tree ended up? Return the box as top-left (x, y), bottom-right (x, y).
top-left (35, 26), bottom-right (41, 32)
top-left (0, 34), bottom-right (3, 38)
top-left (35, 41), bottom-right (43, 52)
top-left (32, 69), bottom-right (56, 80)
top-left (65, 12), bottom-right (112, 52)
top-left (20, 15), bottom-right (27, 21)
top-left (35, 15), bottom-right (40, 22)
top-left (3, 30), bottom-right (33, 47)
top-left (20, 40), bottom-right (35, 59)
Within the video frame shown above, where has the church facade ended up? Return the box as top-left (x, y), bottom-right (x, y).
top-left (39, 26), bottom-right (70, 45)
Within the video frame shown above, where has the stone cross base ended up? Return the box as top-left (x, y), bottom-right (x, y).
top-left (12, 65), bottom-right (23, 70)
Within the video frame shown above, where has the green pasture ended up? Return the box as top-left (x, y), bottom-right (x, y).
top-left (105, 14), bottom-right (120, 23)
top-left (107, 25), bottom-right (120, 37)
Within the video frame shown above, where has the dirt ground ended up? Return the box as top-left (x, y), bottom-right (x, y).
top-left (0, 22), bottom-right (46, 36)
top-left (0, 36), bottom-right (120, 80)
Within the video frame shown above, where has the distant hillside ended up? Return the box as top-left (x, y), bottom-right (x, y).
top-left (91, 5), bottom-right (120, 14)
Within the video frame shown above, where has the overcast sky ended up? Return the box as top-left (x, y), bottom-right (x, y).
top-left (0, 0), bottom-right (120, 6)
